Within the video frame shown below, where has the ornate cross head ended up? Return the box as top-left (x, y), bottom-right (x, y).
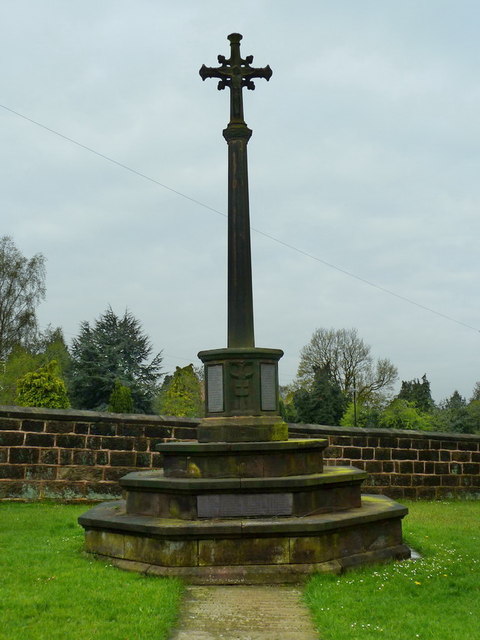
top-left (200, 33), bottom-right (272, 123)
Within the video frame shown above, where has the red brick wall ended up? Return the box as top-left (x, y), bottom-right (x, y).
top-left (289, 424), bottom-right (480, 499)
top-left (1, 407), bottom-right (479, 501)
top-left (0, 406), bottom-right (198, 501)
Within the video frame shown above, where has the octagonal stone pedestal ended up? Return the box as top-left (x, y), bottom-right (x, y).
top-left (79, 435), bottom-right (410, 584)
top-left (80, 494), bottom-right (409, 584)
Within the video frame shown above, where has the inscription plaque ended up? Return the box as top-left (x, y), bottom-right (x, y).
top-left (197, 493), bottom-right (293, 518)
top-left (260, 363), bottom-right (277, 411)
top-left (207, 364), bottom-right (224, 413)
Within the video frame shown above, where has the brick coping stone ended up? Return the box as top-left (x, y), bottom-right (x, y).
top-left (289, 422), bottom-right (480, 442)
top-left (0, 405), bottom-right (198, 426)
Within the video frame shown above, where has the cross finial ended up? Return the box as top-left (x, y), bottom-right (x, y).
top-left (200, 33), bottom-right (272, 124)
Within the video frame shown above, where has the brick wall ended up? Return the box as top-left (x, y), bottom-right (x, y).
top-left (0, 406), bottom-right (199, 501)
top-left (290, 423), bottom-right (480, 499)
top-left (1, 407), bottom-right (479, 501)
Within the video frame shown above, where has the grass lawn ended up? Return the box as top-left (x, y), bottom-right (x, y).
top-left (0, 503), bottom-right (183, 640)
top-left (1, 501), bottom-right (479, 640)
top-left (305, 500), bottom-right (480, 640)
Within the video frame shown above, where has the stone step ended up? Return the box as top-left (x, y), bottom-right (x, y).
top-left (121, 466), bottom-right (367, 519)
top-left (78, 494), bottom-right (410, 583)
top-left (156, 438), bottom-right (328, 479)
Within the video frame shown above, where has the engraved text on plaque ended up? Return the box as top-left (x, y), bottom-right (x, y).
top-left (207, 364), bottom-right (224, 413)
top-left (197, 493), bottom-right (293, 518)
top-left (260, 363), bottom-right (277, 411)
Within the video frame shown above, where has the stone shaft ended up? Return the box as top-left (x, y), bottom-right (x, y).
top-left (200, 33), bottom-right (272, 348)
top-left (224, 125), bottom-right (254, 347)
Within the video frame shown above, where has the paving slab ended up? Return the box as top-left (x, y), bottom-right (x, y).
top-left (171, 585), bottom-right (319, 640)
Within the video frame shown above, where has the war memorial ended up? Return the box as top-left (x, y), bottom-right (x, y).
top-left (79, 34), bottom-right (410, 583)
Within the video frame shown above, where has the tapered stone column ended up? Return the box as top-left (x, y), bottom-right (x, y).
top-left (224, 122), bottom-right (254, 348)
top-left (198, 34), bottom-right (284, 440)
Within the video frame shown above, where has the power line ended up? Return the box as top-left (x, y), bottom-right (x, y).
top-left (249, 227), bottom-right (480, 333)
top-left (2, 102), bottom-right (479, 335)
top-left (0, 104), bottom-right (225, 219)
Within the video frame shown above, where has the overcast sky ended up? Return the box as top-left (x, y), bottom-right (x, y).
top-left (2, 1), bottom-right (480, 402)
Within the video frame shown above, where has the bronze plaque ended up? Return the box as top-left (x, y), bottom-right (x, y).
top-left (207, 364), bottom-right (224, 413)
top-left (197, 493), bottom-right (292, 518)
top-left (260, 363), bottom-right (276, 411)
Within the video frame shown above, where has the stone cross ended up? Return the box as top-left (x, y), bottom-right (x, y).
top-left (200, 32), bottom-right (272, 125)
top-left (200, 33), bottom-right (272, 348)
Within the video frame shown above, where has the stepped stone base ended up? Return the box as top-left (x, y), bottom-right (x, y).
top-left (120, 466), bottom-right (367, 519)
top-left (79, 494), bottom-right (410, 584)
top-left (79, 435), bottom-right (410, 583)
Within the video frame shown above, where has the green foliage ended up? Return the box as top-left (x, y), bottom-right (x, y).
top-left (0, 346), bottom-right (39, 405)
top-left (68, 307), bottom-right (162, 412)
top-left (444, 390), bottom-right (466, 410)
top-left (293, 365), bottom-right (347, 425)
top-left (0, 236), bottom-right (46, 360)
top-left (279, 396), bottom-right (298, 422)
top-left (278, 385), bottom-right (299, 422)
top-left (16, 360), bottom-right (70, 409)
top-left (470, 381), bottom-right (480, 402)
top-left (340, 401), bottom-right (382, 428)
top-left (35, 326), bottom-right (72, 378)
top-left (156, 364), bottom-right (203, 418)
top-left (380, 398), bottom-right (433, 431)
top-left (108, 380), bottom-right (134, 413)
top-left (431, 399), bottom-right (480, 434)
top-left (340, 388), bottom-right (480, 434)
top-left (397, 374), bottom-right (434, 412)
top-left (466, 400), bottom-right (480, 433)
top-left (0, 328), bottom-right (71, 406)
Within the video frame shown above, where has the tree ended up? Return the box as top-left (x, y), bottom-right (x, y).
top-left (397, 374), bottom-right (434, 412)
top-left (431, 391), bottom-right (480, 434)
top-left (379, 399), bottom-right (433, 431)
top-left (431, 405), bottom-right (469, 434)
top-left (16, 360), bottom-right (70, 409)
top-left (0, 327), bottom-right (70, 406)
top-left (279, 386), bottom-right (298, 423)
top-left (465, 401), bottom-right (480, 434)
top-left (340, 400), bottom-right (383, 429)
top-left (443, 390), bottom-right (466, 410)
top-left (155, 364), bottom-right (203, 418)
top-left (293, 365), bottom-right (347, 425)
top-left (0, 346), bottom-right (39, 405)
top-left (297, 327), bottom-right (397, 402)
top-left (69, 307), bottom-right (162, 412)
top-left (470, 382), bottom-right (480, 403)
top-left (108, 380), bottom-right (134, 413)
top-left (34, 326), bottom-right (71, 378)
top-left (0, 236), bottom-right (46, 360)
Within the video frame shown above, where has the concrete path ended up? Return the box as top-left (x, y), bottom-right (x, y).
top-left (171, 585), bottom-right (319, 640)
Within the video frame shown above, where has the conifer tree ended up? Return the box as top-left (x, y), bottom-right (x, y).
top-left (16, 360), bottom-right (70, 409)
top-left (397, 374), bottom-right (434, 412)
top-left (108, 380), bottom-right (134, 413)
top-left (69, 307), bottom-right (162, 412)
